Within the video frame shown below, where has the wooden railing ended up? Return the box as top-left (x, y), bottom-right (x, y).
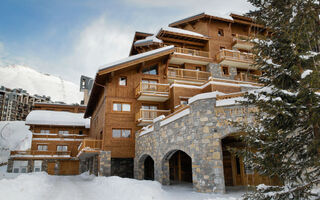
top-left (135, 82), bottom-right (169, 97)
top-left (216, 49), bottom-right (254, 63)
top-left (10, 150), bottom-right (71, 156)
top-left (168, 67), bottom-right (211, 81)
top-left (233, 34), bottom-right (250, 41)
top-left (174, 47), bottom-right (209, 58)
top-left (135, 109), bottom-right (170, 122)
top-left (78, 139), bottom-right (103, 151)
top-left (234, 73), bottom-right (259, 82)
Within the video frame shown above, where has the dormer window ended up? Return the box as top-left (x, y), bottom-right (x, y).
top-left (218, 29), bottom-right (224, 37)
top-left (142, 64), bottom-right (158, 75)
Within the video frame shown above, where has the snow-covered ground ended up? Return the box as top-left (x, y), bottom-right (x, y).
top-left (0, 121), bottom-right (32, 164)
top-left (0, 166), bottom-right (243, 200)
top-left (0, 65), bottom-right (83, 104)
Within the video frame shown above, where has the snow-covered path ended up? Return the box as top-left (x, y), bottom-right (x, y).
top-left (0, 168), bottom-right (243, 200)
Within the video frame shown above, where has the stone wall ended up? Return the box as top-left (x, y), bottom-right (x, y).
top-left (111, 158), bottom-right (134, 178)
top-left (207, 63), bottom-right (237, 80)
top-left (135, 95), bottom-right (256, 193)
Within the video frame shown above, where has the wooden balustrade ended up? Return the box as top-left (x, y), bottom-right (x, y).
top-left (168, 67), bottom-right (211, 81)
top-left (135, 109), bottom-right (170, 122)
top-left (234, 73), bottom-right (259, 82)
top-left (78, 139), bottom-right (103, 151)
top-left (174, 47), bottom-right (209, 58)
top-left (216, 49), bottom-right (254, 64)
top-left (135, 82), bottom-right (169, 97)
top-left (10, 150), bottom-right (71, 156)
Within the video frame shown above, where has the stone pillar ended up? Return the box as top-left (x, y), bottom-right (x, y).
top-left (134, 157), bottom-right (143, 180)
top-left (99, 151), bottom-right (111, 176)
top-left (42, 160), bottom-right (48, 172)
top-left (159, 159), bottom-right (170, 185)
top-left (207, 63), bottom-right (222, 78)
top-left (27, 160), bottom-right (34, 173)
top-left (79, 159), bottom-right (88, 174)
top-left (7, 159), bottom-right (13, 173)
top-left (229, 66), bottom-right (237, 79)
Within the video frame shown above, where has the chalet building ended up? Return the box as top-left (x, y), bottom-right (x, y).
top-left (7, 103), bottom-right (89, 175)
top-left (0, 86), bottom-right (51, 121)
top-left (78, 12), bottom-right (278, 193)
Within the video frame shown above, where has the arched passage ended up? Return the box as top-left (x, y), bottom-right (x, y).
top-left (144, 156), bottom-right (154, 180)
top-left (162, 150), bottom-right (192, 184)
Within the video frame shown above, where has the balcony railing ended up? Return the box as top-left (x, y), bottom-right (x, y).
top-left (135, 109), bottom-right (170, 125)
top-left (234, 73), bottom-right (259, 82)
top-left (232, 34), bottom-right (254, 50)
top-left (10, 150), bottom-right (71, 157)
top-left (174, 47), bottom-right (209, 58)
top-left (168, 67), bottom-right (211, 82)
top-left (78, 139), bottom-right (103, 151)
top-left (216, 49), bottom-right (254, 63)
top-left (135, 82), bottom-right (169, 101)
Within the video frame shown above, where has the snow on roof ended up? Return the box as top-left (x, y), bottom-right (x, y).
top-left (188, 91), bottom-right (225, 104)
top-left (159, 27), bottom-right (208, 38)
top-left (169, 12), bottom-right (234, 26)
top-left (134, 35), bottom-right (163, 46)
top-left (99, 45), bottom-right (174, 71)
top-left (26, 110), bottom-right (90, 128)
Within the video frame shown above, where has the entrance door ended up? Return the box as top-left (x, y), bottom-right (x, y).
top-left (223, 150), bottom-right (233, 186)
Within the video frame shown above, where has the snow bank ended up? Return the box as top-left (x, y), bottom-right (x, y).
top-left (0, 121), bottom-right (32, 164)
top-left (0, 65), bottom-right (83, 104)
top-left (26, 110), bottom-right (90, 128)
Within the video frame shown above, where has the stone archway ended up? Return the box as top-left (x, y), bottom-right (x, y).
top-left (161, 149), bottom-right (192, 185)
top-left (136, 154), bottom-right (155, 180)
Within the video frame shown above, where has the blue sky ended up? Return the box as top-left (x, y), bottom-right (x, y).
top-left (0, 0), bottom-right (254, 83)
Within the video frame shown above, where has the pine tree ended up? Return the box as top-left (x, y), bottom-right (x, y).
top-left (237, 0), bottom-right (320, 199)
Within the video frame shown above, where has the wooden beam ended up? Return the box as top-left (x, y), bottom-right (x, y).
top-left (162, 37), bottom-right (206, 47)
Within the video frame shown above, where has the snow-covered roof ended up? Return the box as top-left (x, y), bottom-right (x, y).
top-left (99, 45), bottom-right (174, 71)
top-left (26, 110), bottom-right (90, 128)
top-left (158, 27), bottom-right (209, 38)
top-left (134, 35), bottom-right (163, 46)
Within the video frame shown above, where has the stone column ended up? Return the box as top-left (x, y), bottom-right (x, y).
top-left (99, 151), bottom-right (111, 176)
top-left (54, 160), bottom-right (60, 175)
top-left (79, 159), bottom-right (88, 174)
top-left (7, 159), bottom-right (13, 173)
top-left (28, 160), bottom-right (34, 173)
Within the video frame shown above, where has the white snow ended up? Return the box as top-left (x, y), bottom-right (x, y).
top-left (300, 51), bottom-right (320, 60)
top-left (134, 35), bottom-right (163, 46)
top-left (139, 125), bottom-right (154, 136)
top-left (216, 97), bottom-right (245, 107)
top-left (159, 27), bottom-right (208, 38)
top-left (99, 45), bottom-right (174, 71)
top-left (160, 108), bottom-right (190, 127)
top-left (0, 65), bottom-right (83, 104)
top-left (26, 110), bottom-right (90, 128)
top-left (0, 121), bottom-right (32, 164)
top-left (0, 172), bottom-right (243, 200)
top-left (301, 70), bottom-right (313, 79)
top-left (188, 91), bottom-right (226, 104)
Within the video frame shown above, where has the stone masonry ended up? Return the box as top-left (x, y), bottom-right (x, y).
top-left (135, 95), bottom-right (256, 193)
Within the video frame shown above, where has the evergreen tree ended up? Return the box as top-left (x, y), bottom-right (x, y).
top-left (237, 0), bottom-right (320, 199)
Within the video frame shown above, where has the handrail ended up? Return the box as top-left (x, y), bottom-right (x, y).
top-left (216, 49), bottom-right (254, 63)
top-left (168, 67), bottom-right (211, 81)
top-left (136, 109), bottom-right (170, 122)
top-left (135, 82), bottom-right (170, 97)
top-left (79, 139), bottom-right (103, 151)
top-left (234, 73), bottom-right (259, 82)
top-left (10, 150), bottom-right (71, 156)
top-left (174, 47), bottom-right (209, 58)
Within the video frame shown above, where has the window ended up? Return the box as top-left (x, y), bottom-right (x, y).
top-left (222, 66), bottom-right (229, 76)
top-left (218, 29), bottom-right (224, 36)
top-left (37, 145), bottom-right (48, 151)
top-left (113, 103), bottom-right (131, 112)
top-left (40, 130), bottom-right (50, 134)
top-left (119, 77), bottom-right (127, 86)
top-left (79, 130), bottom-right (83, 135)
top-left (195, 67), bottom-right (201, 71)
top-left (112, 129), bottom-right (131, 138)
top-left (13, 161), bottom-right (28, 173)
top-left (57, 145), bottom-right (68, 151)
top-left (58, 130), bottom-right (69, 135)
top-left (34, 160), bottom-right (42, 172)
top-left (142, 64), bottom-right (158, 75)
top-left (180, 100), bottom-right (188, 105)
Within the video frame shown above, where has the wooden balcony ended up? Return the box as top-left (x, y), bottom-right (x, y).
top-left (232, 34), bottom-right (254, 50)
top-left (216, 49), bottom-right (254, 69)
top-left (170, 47), bottom-right (213, 65)
top-left (77, 139), bottom-right (103, 159)
top-left (10, 150), bottom-right (71, 159)
top-left (135, 82), bottom-right (169, 102)
top-left (234, 73), bottom-right (259, 83)
top-left (168, 67), bottom-right (211, 82)
top-left (135, 109), bottom-right (170, 126)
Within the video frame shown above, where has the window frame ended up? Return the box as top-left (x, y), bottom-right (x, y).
top-left (119, 77), bottom-right (127, 86)
top-left (112, 102), bottom-right (132, 113)
top-left (37, 144), bottom-right (48, 151)
top-left (112, 128), bottom-right (132, 139)
top-left (218, 28), bottom-right (224, 37)
top-left (142, 64), bottom-right (159, 75)
top-left (221, 66), bottom-right (230, 76)
top-left (56, 145), bottom-right (68, 152)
